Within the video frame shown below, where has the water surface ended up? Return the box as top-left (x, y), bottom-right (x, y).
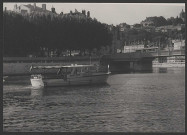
top-left (3, 67), bottom-right (185, 132)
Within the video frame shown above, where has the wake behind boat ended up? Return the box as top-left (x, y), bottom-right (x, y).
top-left (30, 64), bottom-right (110, 88)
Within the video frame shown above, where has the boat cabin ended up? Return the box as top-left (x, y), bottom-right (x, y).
top-left (30, 64), bottom-right (99, 78)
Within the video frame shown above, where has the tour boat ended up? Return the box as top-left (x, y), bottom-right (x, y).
top-left (30, 64), bottom-right (110, 88)
top-left (3, 76), bottom-right (8, 83)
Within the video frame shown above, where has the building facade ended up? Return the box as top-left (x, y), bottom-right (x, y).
top-left (13, 3), bottom-right (53, 14)
top-left (123, 45), bottom-right (144, 53)
top-left (172, 40), bottom-right (185, 50)
top-left (141, 17), bottom-right (155, 27)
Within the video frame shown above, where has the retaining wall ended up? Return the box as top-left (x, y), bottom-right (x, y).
top-left (3, 57), bottom-right (100, 75)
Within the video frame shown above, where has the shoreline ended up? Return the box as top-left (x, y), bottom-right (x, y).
top-left (3, 57), bottom-right (100, 76)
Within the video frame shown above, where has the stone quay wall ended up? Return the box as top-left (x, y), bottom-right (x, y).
top-left (3, 57), bottom-right (100, 76)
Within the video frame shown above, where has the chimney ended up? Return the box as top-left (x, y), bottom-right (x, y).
top-left (82, 10), bottom-right (85, 15)
top-left (51, 7), bottom-right (56, 13)
top-left (42, 4), bottom-right (46, 10)
top-left (33, 3), bottom-right (36, 9)
top-left (14, 4), bottom-right (17, 9)
top-left (75, 9), bottom-right (78, 13)
top-left (60, 11), bottom-right (63, 15)
top-left (87, 11), bottom-right (90, 17)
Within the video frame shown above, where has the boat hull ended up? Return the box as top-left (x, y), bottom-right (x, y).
top-left (31, 73), bottom-right (109, 87)
top-left (31, 78), bottom-right (44, 88)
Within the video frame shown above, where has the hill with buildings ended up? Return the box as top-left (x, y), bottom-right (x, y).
top-left (109, 9), bottom-right (185, 53)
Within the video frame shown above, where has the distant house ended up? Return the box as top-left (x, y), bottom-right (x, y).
top-left (133, 23), bottom-right (142, 28)
top-left (155, 25), bottom-right (183, 33)
top-left (123, 44), bottom-right (144, 53)
top-left (172, 40), bottom-right (185, 50)
top-left (61, 9), bottom-right (90, 19)
top-left (13, 3), bottom-right (54, 14)
top-left (107, 24), bottom-right (114, 32)
top-left (118, 23), bottom-right (130, 31)
top-left (141, 17), bottom-right (155, 27)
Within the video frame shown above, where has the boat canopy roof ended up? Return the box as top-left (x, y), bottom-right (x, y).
top-left (30, 64), bottom-right (95, 71)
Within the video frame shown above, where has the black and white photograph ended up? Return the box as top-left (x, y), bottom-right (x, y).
top-left (3, 1), bottom-right (185, 132)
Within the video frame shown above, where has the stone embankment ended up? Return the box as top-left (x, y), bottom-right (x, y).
top-left (3, 57), bottom-right (100, 76)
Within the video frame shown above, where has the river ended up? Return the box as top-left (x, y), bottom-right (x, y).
top-left (3, 67), bottom-right (185, 132)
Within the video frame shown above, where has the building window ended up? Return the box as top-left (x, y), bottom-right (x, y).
top-left (21, 10), bottom-right (27, 14)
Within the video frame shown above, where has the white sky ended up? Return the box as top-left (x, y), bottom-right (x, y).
top-left (3, 3), bottom-right (185, 25)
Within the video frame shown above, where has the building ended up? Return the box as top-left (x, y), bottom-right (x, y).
top-left (62, 9), bottom-right (90, 19)
top-left (141, 17), bottom-right (155, 27)
top-left (123, 44), bottom-right (144, 53)
top-left (3, 6), bottom-right (12, 13)
top-left (172, 40), bottom-right (185, 50)
top-left (179, 9), bottom-right (185, 22)
top-left (13, 3), bottom-right (53, 14)
top-left (155, 25), bottom-right (183, 33)
top-left (118, 23), bottom-right (130, 31)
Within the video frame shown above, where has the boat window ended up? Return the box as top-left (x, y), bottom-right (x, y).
top-left (67, 68), bottom-right (72, 74)
top-left (57, 68), bottom-right (62, 75)
top-left (31, 74), bottom-right (42, 79)
top-left (84, 67), bottom-right (89, 73)
top-left (70, 67), bottom-right (81, 75)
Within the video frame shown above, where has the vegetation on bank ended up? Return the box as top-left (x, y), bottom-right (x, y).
top-left (3, 11), bottom-right (112, 57)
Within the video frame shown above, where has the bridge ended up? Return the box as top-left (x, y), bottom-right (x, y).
top-left (149, 49), bottom-right (185, 57)
top-left (100, 49), bottom-right (185, 73)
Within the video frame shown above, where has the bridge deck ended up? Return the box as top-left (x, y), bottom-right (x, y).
top-left (101, 50), bottom-right (185, 62)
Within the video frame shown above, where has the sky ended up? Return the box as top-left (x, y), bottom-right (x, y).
top-left (3, 3), bottom-right (185, 25)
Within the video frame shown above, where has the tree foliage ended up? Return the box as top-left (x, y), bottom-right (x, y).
top-left (167, 17), bottom-right (184, 26)
top-left (143, 16), bottom-right (185, 27)
top-left (3, 11), bottom-right (112, 57)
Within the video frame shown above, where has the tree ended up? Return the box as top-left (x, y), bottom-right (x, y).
top-left (3, 11), bottom-right (112, 57)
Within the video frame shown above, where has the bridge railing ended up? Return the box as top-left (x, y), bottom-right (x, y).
top-left (172, 50), bottom-right (185, 56)
top-left (150, 49), bottom-right (185, 57)
top-left (3, 56), bottom-right (100, 63)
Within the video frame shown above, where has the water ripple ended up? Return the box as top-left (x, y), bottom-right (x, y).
top-left (3, 68), bottom-right (185, 132)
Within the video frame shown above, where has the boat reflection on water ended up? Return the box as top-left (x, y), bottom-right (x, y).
top-left (30, 87), bottom-right (44, 98)
top-left (31, 83), bottom-right (110, 97)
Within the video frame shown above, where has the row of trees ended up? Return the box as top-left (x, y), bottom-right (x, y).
top-left (142, 16), bottom-right (185, 27)
top-left (3, 11), bottom-right (112, 57)
top-left (3, 11), bottom-right (185, 57)
top-left (167, 17), bottom-right (184, 26)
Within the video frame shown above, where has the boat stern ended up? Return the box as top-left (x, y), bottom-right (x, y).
top-left (30, 74), bottom-right (44, 88)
